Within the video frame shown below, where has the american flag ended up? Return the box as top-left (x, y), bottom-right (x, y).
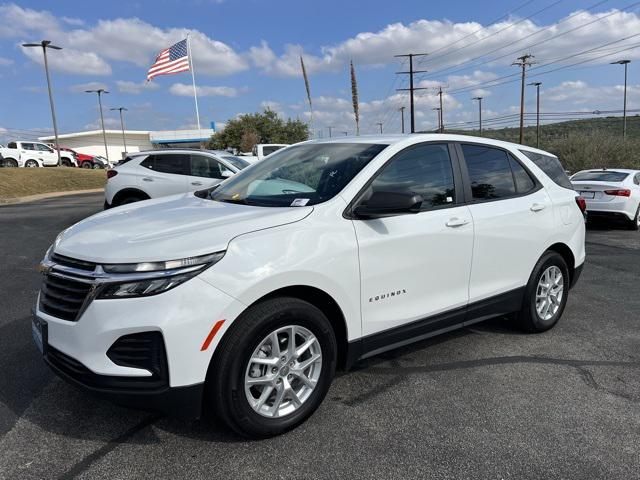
top-left (147, 39), bottom-right (190, 81)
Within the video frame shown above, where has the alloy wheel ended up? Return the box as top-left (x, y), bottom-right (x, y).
top-left (535, 265), bottom-right (564, 321)
top-left (244, 325), bottom-right (322, 418)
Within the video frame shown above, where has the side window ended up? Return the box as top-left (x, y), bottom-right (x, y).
top-left (21, 143), bottom-right (35, 151)
top-left (7, 142), bottom-right (16, 149)
top-left (367, 143), bottom-right (455, 210)
top-left (153, 154), bottom-right (187, 175)
top-left (519, 150), bottom-right (573, 190)
top-left (36, 143), bottom-right (52, 152)
top-left (462, 144), bottom-right (516, 200)
top-left (509, 155), bottom-right (536, 193)
top-left (190, 155), bottom-right (223, 179)
top-left (634, 174), bottom-right (640, 186)
top-left (140, 155), bottom-right (155, 170)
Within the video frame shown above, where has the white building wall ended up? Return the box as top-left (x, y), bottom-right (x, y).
top-left (60, 133), bottom-right (153, 161)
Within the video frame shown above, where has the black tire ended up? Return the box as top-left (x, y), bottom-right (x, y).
top-left (206, 297), bottom-right (337, 438)
top-left (92, 163), bottom-right (102, 170)
top-left (628, 205), bottom-right (640, 231)
top-left (61, 159), bottom-right (72, 167)
top-left (517, 251), bottom-right (570, 333)
top-left (3, 158), bottom-right (18, 168)
top-left (81, 161), bottom-right (93, 169)
top-left (24, 159), bottom-right (39, 168)
top-left (117, 195), bottom-right (144, 206)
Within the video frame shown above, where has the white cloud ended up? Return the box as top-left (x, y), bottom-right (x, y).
top-left (21, 45), bottom-right (111, 76)
top-left (251, 9), bottom-right (640, 77)
top-left (0, 4), bottom-right (247, 77)
top-left (544, 80), bottom-right (639, 108)
top-left (69, 82), bottom-right (109, 93)
top-left (83, 117), bottom-right (122, 130)
top-left (0, 56), bottom-right (13, 66)
top-left (169, 83), bottom-right (244, 97)
top-left (116, 80), bottom-right (159, 94)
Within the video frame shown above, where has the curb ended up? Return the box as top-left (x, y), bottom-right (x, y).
top-left (0, 188), bottom-right (104, 206)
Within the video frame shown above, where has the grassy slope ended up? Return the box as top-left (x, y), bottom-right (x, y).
top-left (0, 168), bottom-right (105, 200)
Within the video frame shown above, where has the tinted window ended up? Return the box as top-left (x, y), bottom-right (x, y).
top-left (211, 143), bottom-right (387, 207)
top-left (634, 174), bottom-right (640, 185)
top-left (141, 154), bottom-right (187, 175)
top-left (7, 142), bottom-right (16, 149)
top-left (509, 155), bottom-right (536, 193)
top-left (36, 143), bottom-right (52, 152)
top-left (571, 171), bottom-right (630, 182)
top-left (223, 155), bottom-right (250, 170)
top-left (190, 155), bottom-right (223, 179)
top-left (263, 145), bottom-right (284, 156)
top-left (21, 143), bottom-right (35, 151)
top-left (367, 143), bottom-right (455, 210)
top-left (520, 150), bottom-right (573, 189)
top-left (462, 144), bottom-right (516, 200)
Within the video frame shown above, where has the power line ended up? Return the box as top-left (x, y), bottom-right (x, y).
top-left (513, 54), bottom-right (536, 143)
top-left (395, 53), bottom-right (429, 133)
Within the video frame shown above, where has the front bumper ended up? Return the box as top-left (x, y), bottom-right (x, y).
top-left (35, 273), bottom-right (247, 417)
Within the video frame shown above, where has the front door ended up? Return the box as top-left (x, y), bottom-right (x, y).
top-left (352, 142), bottom-right (474, 338)
top-left (186, 154), bottom-right (230, 192)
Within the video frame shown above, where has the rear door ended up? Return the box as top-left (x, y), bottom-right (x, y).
top-left (353, 142), bottom-right (474, 338)
top-left (137, 153), bottom-right (189, 198)
top-left (457, 142), bottom-right (554, 305)
top-left (186, 154), bottom-right (233, 191)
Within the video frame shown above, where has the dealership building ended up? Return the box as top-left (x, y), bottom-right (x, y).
top-left (39, 125), bottom-right (220, 161)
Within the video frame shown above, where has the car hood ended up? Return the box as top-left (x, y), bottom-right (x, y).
top-left (53, 193), bottom-right (313, 264)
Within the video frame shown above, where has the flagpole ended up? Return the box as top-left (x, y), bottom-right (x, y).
top-left (186, 33), bottom-right (202, 139)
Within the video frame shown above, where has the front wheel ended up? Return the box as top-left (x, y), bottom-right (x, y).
top-left (24, 160), bottom-right (39, 168)
top-left (517, 251), bottom-right (570, 333)
top-left (206, 297), bottom-right (337, 438)
top-left (628, 205), bottom-right (640, 231)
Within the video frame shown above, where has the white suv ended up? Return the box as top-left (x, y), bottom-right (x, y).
top-left (2, 141), bottom-right (76, 167)
top-left (104, 149), bottom-right (249, 208)
top-left (34, 135), bottom-right (585, 438)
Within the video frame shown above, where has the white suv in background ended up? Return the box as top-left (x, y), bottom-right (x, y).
top-left (1, 141), bottom-right (76, 167)
top-left (34, 135), bottom-right (585, 438)
top-left (104, 149), bottom-right (249, 208)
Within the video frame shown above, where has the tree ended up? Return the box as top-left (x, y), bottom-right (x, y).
top-left (208, 109), bottom-right (309, 152)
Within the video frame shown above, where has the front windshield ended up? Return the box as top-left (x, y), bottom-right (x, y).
top-left (211, 143), bottom-right (387, 207)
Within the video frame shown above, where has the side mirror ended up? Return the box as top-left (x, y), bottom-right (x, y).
top-left (353, 191), bottom-right (423, 219)
top-left (221, 169), bottom-right (233, 178)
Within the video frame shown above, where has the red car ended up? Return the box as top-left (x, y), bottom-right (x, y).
top-left (58, 147), bottom-right (102, 169)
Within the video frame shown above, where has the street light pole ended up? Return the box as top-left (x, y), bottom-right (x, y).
top-left (376, 122), bottom-right (383, 134)
top-left (611, 60), bottom-right (631, 139)
top-left (528, 82), bottom-right (542, 148)
top-left (399, 106), bottom-right (406, 133)
top-left (86, 89), bottom-right (109, 160)
top-left (110, 107), bottom-right (128, 158)
top-left (432, 107), bottom-right (441, 132)
top-left (22, 40), bottom-right (62, 166)
top-left (472, 97), bottom-right (483, 135)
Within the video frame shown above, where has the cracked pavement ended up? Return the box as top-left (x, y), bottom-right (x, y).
top-left (0, 193), bottom-right (638, 479)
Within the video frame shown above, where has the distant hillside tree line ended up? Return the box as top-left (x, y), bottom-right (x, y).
top-left (208, 110), bottom-right (309, 152)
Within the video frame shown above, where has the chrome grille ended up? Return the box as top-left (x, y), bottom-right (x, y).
top-left (39, 273), bottom-right (93, 321)
top-left (50, 253), bottom-right (96, 271)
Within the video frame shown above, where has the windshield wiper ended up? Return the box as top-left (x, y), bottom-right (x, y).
top-left (216, 197), bottom-right (251, 205)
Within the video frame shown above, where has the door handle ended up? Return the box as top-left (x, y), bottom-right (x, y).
top-left (191, 181), bottom-right (203, 186)
top-left (446, 217), bottom-right (470, 228)
top-left (142, 177), bottom-right (154, 182)
top-left (530, 203), bottom-right (546, 212)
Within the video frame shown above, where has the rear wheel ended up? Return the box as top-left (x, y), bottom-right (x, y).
top-left (92, 163), bottom-right (102, 169)
top-left (2, 158), bottom-right (18, 168)
top-left (81, 161), bottom-right (92, 169)
top-left (25, 160), bottom-right (39, 168)
top-left (628, 205), bottom-right (640, 231)
top-left (517, 251), bottom-right (569, 333)
top-left (206, 297), bottom-right (336, 438)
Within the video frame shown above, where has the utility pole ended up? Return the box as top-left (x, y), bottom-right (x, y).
top-left (399, 106), bottom-right (406, 133)
top-left (85, 89), bottom-right (109, 160)
top-left (512, 54), bottom-right (535, 144)
top-left (395, 53), bottom-right (429, 133)
top-left (327, 125), bottom-right (334, 138)
top-left (432, 107), bottom-right (441, 132)
top-left (436, 86), bottom-right (445, 133)
top-left (342, 131), bottom-right (348, 136)
top-left (528, 82), bottom-right (542, 148)
top-left (110, 107), bottom-right (128, 158)
top-left (472, 96), bottom-right (483, 135)
top-left (22, 40), bottom-right (62, 166)
top-left (611, 60), bottom-right (631, 139)
top-left (376, 122), bottom-right (383, 134)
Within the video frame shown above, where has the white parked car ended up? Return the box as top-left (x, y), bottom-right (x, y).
top-left (34, 135), bottom-right (585, 438)
top-left (571, 169), bottom-right (640, 230)
top-left (1, 141), bottom-right (76, 167)
top-left (241, 143), bottom-right (289, 163)
top-left (104, 149), bottom-right (250, 208)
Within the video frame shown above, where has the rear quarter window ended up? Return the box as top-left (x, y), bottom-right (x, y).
top-left (519, 150), bottom-right (573, 190)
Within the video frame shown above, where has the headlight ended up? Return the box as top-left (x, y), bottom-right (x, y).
top-left (97, 251), bottom-right (225, 299)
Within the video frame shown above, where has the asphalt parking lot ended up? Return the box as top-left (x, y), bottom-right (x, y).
top-left (0, 193), bottom-right (638, 480)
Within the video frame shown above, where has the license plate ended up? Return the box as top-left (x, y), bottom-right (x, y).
top-left (32, 316), bottom-right (46, 354)
top-left (581, 191), bottom-right (595, 199)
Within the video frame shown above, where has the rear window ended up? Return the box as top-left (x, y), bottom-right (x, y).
top-left (520, 150), bottom-right (573, 190)
top-left (571, 171), bottom-right (630, 182)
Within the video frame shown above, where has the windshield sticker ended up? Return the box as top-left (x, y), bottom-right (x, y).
top-left (290, 198), bottom-right (310, 207)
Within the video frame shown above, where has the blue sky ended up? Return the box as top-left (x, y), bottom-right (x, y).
top-left (1, 0), bottom-right (639, 142)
